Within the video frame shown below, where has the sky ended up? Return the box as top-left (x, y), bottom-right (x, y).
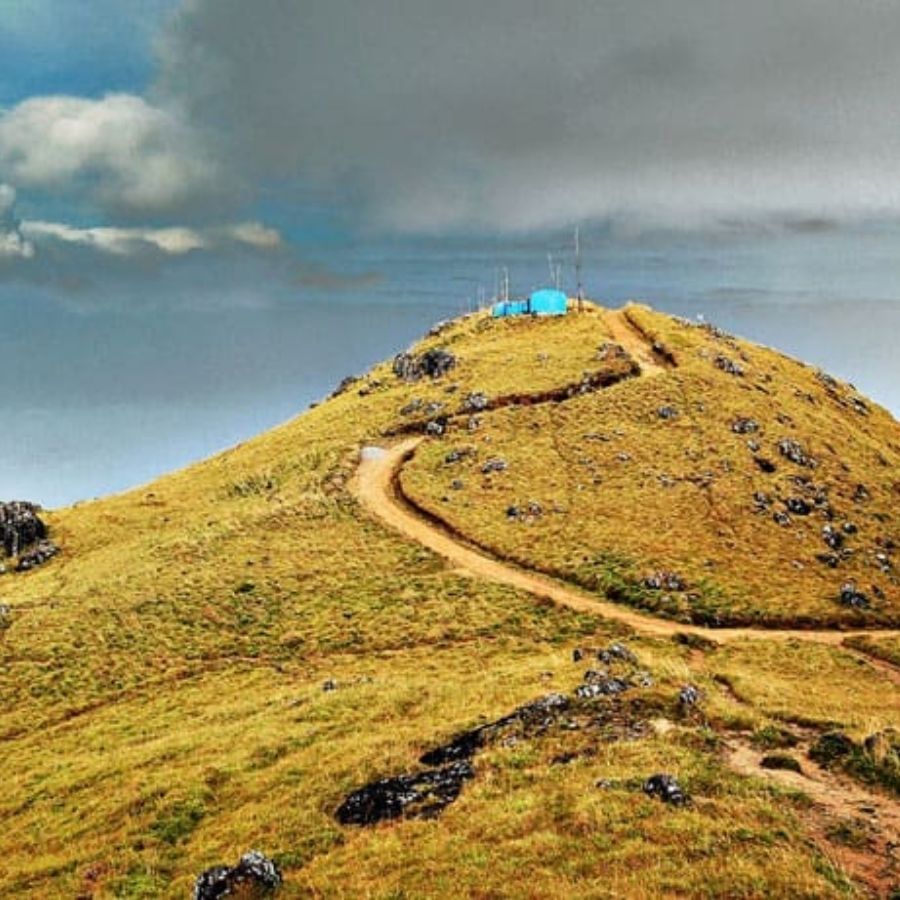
top-left (1, 1), bottom-right (899, 506)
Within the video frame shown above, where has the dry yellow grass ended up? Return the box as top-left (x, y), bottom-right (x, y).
top-left (0, 302), bottom-right (896, 897)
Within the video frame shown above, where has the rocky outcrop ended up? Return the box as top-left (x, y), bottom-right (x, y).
top-left (0, 502), bottom-right (58, 572)
top-left (393, 348), bottom-right (457, 382)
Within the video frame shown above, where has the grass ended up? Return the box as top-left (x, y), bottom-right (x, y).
top-left (0, 302), bottom-right (897, 896)
top-left (402, 304), bottom-right (900, 627)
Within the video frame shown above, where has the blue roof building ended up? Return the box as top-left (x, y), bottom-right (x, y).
top-left (492, 288), bottom-right (568, 318)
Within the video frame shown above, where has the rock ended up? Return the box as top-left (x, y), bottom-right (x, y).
top-left (575, 677), bottom-right (630, 699)
top-left (822, 524), bottom-right (844, 550)
top-left (462, 392), bottom-right (489, 412)
top-left (809, 731), bottom-right (856, 767)
top-left (731, 417), bottom-right (760, 434)
top-left (425, 417), bottom-right (448, 436)
top-left (444, 447), bottom-right (474, 465)
top-left (399, 398), bottom-right (424, 417)
top-left (598, 642), bottom-right (638, 664)
top-left (336, 761), bottom-right (475, 826)
top-left (714, 355), bottom-right (744, 376)
top-left (322, 679), bottom-right (338, 692)
top-left (657, 406), bottom-right (678, 421)
top-left (853, 484), bottom-right (870, 503)
top-left (0, 501), bottom-right (48, 558)
top-left (330, 374), bottom-right (360, 398)
top-left (16, 539), bottom-right (58, 571)
top-left (193, 850), bottom-right (282, 900)
top-left (784, 497), bottom-right (812, 516)
top-left (842, 522), bottom-right (858, 535)
top-left (420, 693), bottom-right (570, 766)
top-left (392, 348), bottom-right (457, 382)
top-left (777, 438), bottom-right (816, 468)
top-left (773, 511), bottom-right (792, 527)
top-left (466, 416), bottom-right (482, 432)
top-left (597, 342), bottom-right (628, 361)
top-left (572, 648), bottom-right (584, 662)
top-left (754, 456), bottom-right (777, 474)
top-left (752, 492), bottom-right (773, 512)
top-left (449, 479), bottom-right (464, 491)
top-left (643, 571), bottom-right (685, 592)
top-left (643, 774), bottom-right (690, 806)
top-left (506, 505), bottom-right (521, 520)
top-left (838, 581), bottom-right (869, 608)
top-left (678, 684), bottom-right (702, 707)
top-left (481, 458), bottom-right (508, 475)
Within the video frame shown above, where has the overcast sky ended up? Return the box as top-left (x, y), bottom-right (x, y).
top-left (5, 0), bottom-right (900, 275)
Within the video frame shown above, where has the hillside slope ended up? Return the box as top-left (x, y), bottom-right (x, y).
top-left (1, 302), bottom-right (898, 898)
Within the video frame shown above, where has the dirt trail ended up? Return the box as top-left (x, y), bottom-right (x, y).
top-left (726, 739), bottom-right (899, 895)
top-left (602, 309), bottom-right (670, 375)
top-left (350, 438), bottom-right (900, 652)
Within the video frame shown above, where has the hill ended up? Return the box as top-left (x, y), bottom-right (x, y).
top-left (1, 302), bottom-right (898, 898)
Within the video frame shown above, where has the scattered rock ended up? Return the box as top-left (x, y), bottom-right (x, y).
top-left (444, 447), bottom-right (474, 464)
top-left (678, 684), bottom-right (702, 707)
top-left (598, 642), bottom-right (638, 665)
top-left (657, 406), bottom-right (678, 421)
top-left (330, 374), bottom-right (360, 398)
top-left (399, 398), bottom-right (424, 417)
top-left (714, 355), bottom-right (744, 376)
top-left (732, 417), bottom-right (760, 434)
top-left (336, 761), bottom-right (475, 826)
top-left (16, 539), bottom-right (58, 571)
top-left (644, 571), bottom-right (686, 592)
top-left (777, 438), bottom-right (816, 468)
top-left (481, 458), bottom-right (508, 475)
top-left (838, 582), bottom-right (869, 609)
top-left (643, 774), bottom-right (690, 806)
top-left (773, 511), bottom-right (792, 527)
top-left (420, 694), bottom-right (571, 766)
top-left (576, 676), bottom-right (630, 699)
top-left (597, 342), bottom-right (628, 361)
top-left (784, 498), bottom-right (812, 516)
top-left (193, 850), bottom-right (282, 900)
top-left (392, 348), bottom-right (457, 382)
top-left (425, 417), bottom-right (449, 436)
top-left (462, 392), bottom-right (489, 413)
top-left (752, 492), bottom-right (773, 512)
top-left (842, 522), bottom-right (858, 535)
top-left (821, 524), bottom-right (844, 551)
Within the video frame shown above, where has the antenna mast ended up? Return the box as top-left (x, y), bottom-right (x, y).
top-left (574, 226), bottom-right (584, 312)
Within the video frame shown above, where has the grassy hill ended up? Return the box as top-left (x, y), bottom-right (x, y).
top-left (1, 302), bottom-right (899, 898)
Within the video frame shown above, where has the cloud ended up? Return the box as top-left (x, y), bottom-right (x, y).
top-left (156, 0), bottom-right (900, 233)
top-left (0, 93), bottom-right (231, 218)
top-left (21, 220), bottom-right (282, 256)
top-left (0, 184), bottom-right (35, 259)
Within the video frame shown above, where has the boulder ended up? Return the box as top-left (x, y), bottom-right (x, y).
top-left (1, 501), bottom-right (47, 558)
top-left (643, 774), bottom-right (690, 806)
top-left (336, 761), bottom-right (475, 826)
top-left (392, 348), bottom-right (457, 382)
top-left (193, 850), bottom-right (282, 900)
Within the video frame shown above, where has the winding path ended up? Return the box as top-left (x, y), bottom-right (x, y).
top-left (351, 438), bottom-right (900, 660)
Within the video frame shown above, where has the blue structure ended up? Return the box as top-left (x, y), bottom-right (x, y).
top-left (492, 288), bottom-right (568, 318)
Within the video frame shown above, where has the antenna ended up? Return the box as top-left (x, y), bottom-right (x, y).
top-left (574, 226), bottom-right (584, 312)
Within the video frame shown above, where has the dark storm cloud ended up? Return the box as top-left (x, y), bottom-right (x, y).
top-left (156, 0), bottom-right (900, 231)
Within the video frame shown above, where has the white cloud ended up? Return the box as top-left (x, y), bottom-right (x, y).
top-left (21, 219), bottom-right (282, 256)
top-left (0, 183), bottom-right (35, 259)
top-left (0, 94), bottom-right (227, 217)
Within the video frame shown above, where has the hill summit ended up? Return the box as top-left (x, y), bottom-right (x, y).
top-left (1, 302), bottom-right (899, 898)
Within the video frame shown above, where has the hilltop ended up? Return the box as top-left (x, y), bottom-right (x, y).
top-left (1, 302), bottom-right (899, 898)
